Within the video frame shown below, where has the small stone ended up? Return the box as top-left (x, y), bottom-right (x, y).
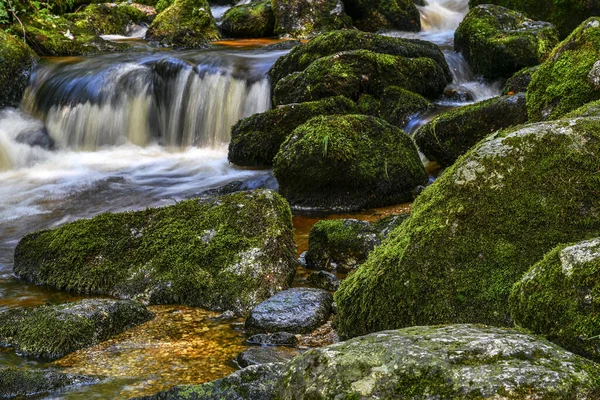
top-left (235, 346), bottom-right (300, 368)
top-left (247, 332), bottom-right (299, 346)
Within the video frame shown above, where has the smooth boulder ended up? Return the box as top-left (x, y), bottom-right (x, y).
top-left (273, 115), bottom-right (428, 212)
top-left (271, 0), bottom-right (352, 39)
top-left (335, 116), bottom-right (600, 339)
top-left (245, 288), bottom-right (333, 334)
top-left (0, 30), bottom-right (39, 108)
top-left (235, 346), bottom-right (300, 368)
top-left (455, 5), bottom-right (559, 79)
top-left (220, 1), bottom-right (275, 38)
top-left (14, 190), bottom-right (298, 314)
top-left (357, 87), bottom-right (432, 128)
top-left (510, 237), bottom-right (600, 362)
top-left (414, 92), bottom-right (528, 167)
top-left (0, 299), bottom-right (153, 360)
top-left (342, 0), bottom-right (420, 32)
top-left (274, 325), bottom-right (600, 399)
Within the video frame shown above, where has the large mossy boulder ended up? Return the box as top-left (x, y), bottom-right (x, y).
top-left (269, 30), bottom-right (451, 89)
top-left (228, 96), bottom-right (357, 167)
top-left (273, 50), bottom-right (449, 106)
top-left (414, 93), bottom-right (528, 167)
top-left (342, 0), bottom-right (420, 32)
top-left (0, 366), bottom-right (98, 399)
top-left (274, 325), bottom-right (600, 399)
top-left (455, 5), bottom-right (559, 79)
top-left (273, 115), bottom-right (427, 212)
top-left (335, 116), bottom-right (600, 339)
top-left (271, 0), bottom-right (352, 39)
top-left (510, 237), bottom-right (600, 362)
top-left (468, 0), bottom-right (600, 38)
top-left (220, 1), bottom-right (275, 38)
top-left (527, 18), bottom-right (600, 121)
top-left (145, 0), bottom-right (219, 48)
top-left (0, 299), bottom-right (153, 360)
top-left (0, 30), bottom-right (39, 108)
top-left (14, 190), bottom-right (298, 314)
top-left (65, 3), bottom-right (149, 36)
top-left (357, 87), bottom-right (432, 128)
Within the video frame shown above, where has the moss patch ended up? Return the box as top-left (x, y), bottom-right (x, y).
top-left (221, 1), bottom-right (275, 38)
top-left (65, 3), bottom-right (149, 36)
top-left (0, 29), bottom-right (38, 108)
top-left (271, 0), bottom-right (352, 39)
top-left (342, 0), bottom-right (420, 32)
top-left (0, 366), bottom-right (97, 398)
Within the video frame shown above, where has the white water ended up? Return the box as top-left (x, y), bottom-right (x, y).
top-left (100, 24), bottom-right (149, 41)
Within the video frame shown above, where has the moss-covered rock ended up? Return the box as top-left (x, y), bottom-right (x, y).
top-left (273, 115), bottom-right (427, 212)
top-left (269, 30), bottom-right (451, 89)
top-left (137, 363), bottom-right (283, 400)
top-left (305, 219), bottom-right (382, 273)
top-left (0, 30), bottom-right (38, 108)
top-left (273, 50), bottom-right (449, 106)
top-left (17, 13), bottom-right (128, 56)
top-left (155, 0), bottom-right (174, 13)
top-left (274, 324), bottom-right (600, 399)
top-left (0, 366), bottom-right (98, 399)
top-left (271, 0), bottom-right (352, 39)
top-left (342, 0), bottom-right (420, 32)
top-left (228, 96), bottom-right (357, 168)
top-left (510, 237), bottom-right (600, 362)
top-left (14, 190), bottom-right (298, 314)
top-left (414, 93), bottom-right (528, 167)
top-left (0, 299), bottom-right (153, 360)
top-left (468, 0), bottom-right (600, 38)
top-left (65, 3), bottom-right (149, 36)
top-left (502, 65), bottom-right (539, 95)
top-left (145, 0), bottom-right (219, 48)
top-left (527, 18), bottom-right (600, 121)
top-left (358, 86), bottom-right (432, 128)
top-left (335, 116), bottom-right (600, 339)
top-left (306, 270), bottom-right (340, 291)
top-left (455, 5), bottom-right (559, 79)
top-left (220, 1), bottom-right (275, 38)
top-left (565, 99), bottom-right (600, 118)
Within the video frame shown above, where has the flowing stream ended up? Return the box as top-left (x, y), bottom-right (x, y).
top-left (0, 0), bottom-right (501, 397)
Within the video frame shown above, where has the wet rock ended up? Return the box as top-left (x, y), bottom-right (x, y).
top-left (0, 299), bottom-right (153, 360)
top-left (65, 3), bottom-right (150, 35)
top-left (262, 40), bottom-right (301, 50)
top-left (273, 49), bottom-right (449, 106)
top-left (307, 270), bottom-right (340, 291)
top-left (273, 115), bottom-right (427, 212)
top-left (455, 5), bottom-right (559, 79)
top-left (271, 0), bottom-right (352, 39)
top-left (247, 332), bottom-right (299, 346)
top-left (343, 0), bottom-right (420, 32)
top-left (373, 214), bottom-right (410, 239)
top-left (245, 288), bottom-right (333, 334)
top-left (137, 363), bottom-right (283, 400)
top-left (235, 346), bottom-right (300, 367)
top-left (145, 0), bottom-right (219, 48)
top-left (228, 96), bottom-right (357, 167)
top-left (0, 366), bottom-right (98, 399)
top-left (199, 172), bottom-right (279, 196)
top-left (15, 126), bottom-right (54, 149)
top-left (335, 116), bottom-right (600, 339)
top-left (357, 87), bottom-right (432, 128)
top-left (414, 92), bottom-right (528, 167)
top-left (502, 65), bottom-right (539, 95)
top-left (0, 30), bottom-right (39, 108)
top-left (565, 99), bottom-right (600, 118)
top-left (510, 237), bottom-right (600, 362)
top-left (269, 30), bottom-right (451, 89)
top-left (528, 18), bottom-right (600, 121)
top-left (221, 1), bottom-right (274, 38)
top-left (274, 324), bottom-right (600, 399)
top-left (14, 190), bottom-right (298, 315)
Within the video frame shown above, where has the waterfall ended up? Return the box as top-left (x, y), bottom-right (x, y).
top-left (418, 0), bottom-right (469, 32)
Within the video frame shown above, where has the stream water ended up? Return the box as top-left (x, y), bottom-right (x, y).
top-left (0, 0), bottom-right (501, 398)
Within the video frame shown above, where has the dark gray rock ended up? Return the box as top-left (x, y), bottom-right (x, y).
top-left (502, 65), bottom-right (539, 95)
top-left (0, 366), bottom-right (98, 398)
top-left (245, 288), bottom-right (333, 334)
top-left (307, 270), bottom-right (340, 291)
top-left (235, 346), bottom-right (300, 368)
top-left (246, 332), bottom-right (298, 346)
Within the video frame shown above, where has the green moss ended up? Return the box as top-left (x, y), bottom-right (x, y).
top-left (527, 18), bottom-right (600, 121)
top-left (335, 116), bottom-right (600, 339)
top-left (156, 0), bottom-right (174, 13)
top-left (342, 0), bottom-right (420, 32)
top-left (362, 86), bottom-right (432, 128)
top-left (14, 190), bottom-right (298, 314)
top-left (269, 30), bottom-right (451, 90)
top-left (65, 3), bottom-right (148, 35)
top-left (414, 93), bottom-right (528, 167)
top-left (565, 99), bottom-right (600, 118)
top-left (468, 0), bottom-right (600, 38)
top-left (0, 29), bottom-right (38, 108)
top-left (510, 238), bottom-right (600, 362)
top-left (502, 65), bottom-right (539, 95)
top-left (455, 5), bottom-right (559, 79)
top-left (273, 50), bottom-right (448, 106)
top-left (271, 0), bottom-right (352, 39)
top-left (273, 114), bottom-right (428, 212)
top-left (221, 1), bottom-right (275, 38)
top-left (0, 366), bottom-right (96, 398)
top-left (228, 96), bottom-right (357, 167)
top-left (0, 299), bottom-right (153, 360)
top-left (145, 0), bottom-right (219, 48)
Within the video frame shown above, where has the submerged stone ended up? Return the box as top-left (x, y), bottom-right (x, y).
top-left (274, 325), bottom-right (600, 399)
top-left (0, 30), bottom-right (39, 108)
top-left (245, 288), bottom-right (333, 334)
top-left (0, 299), bottom-right (154, 360)
top-left (335, 116), bottom-right (600, 339)
top-left (14, 190), bottom-right (298, 314)
top-left (271, 0), bottom-right (352, 39)
top-left (455, 5), bottom-right (559, 79)
top-left (510, 237), bottom-right (600, 362)
top-left (0, 366), bottom-right (98, 399)
top-left (414, 92), bottom-right (528, 167)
